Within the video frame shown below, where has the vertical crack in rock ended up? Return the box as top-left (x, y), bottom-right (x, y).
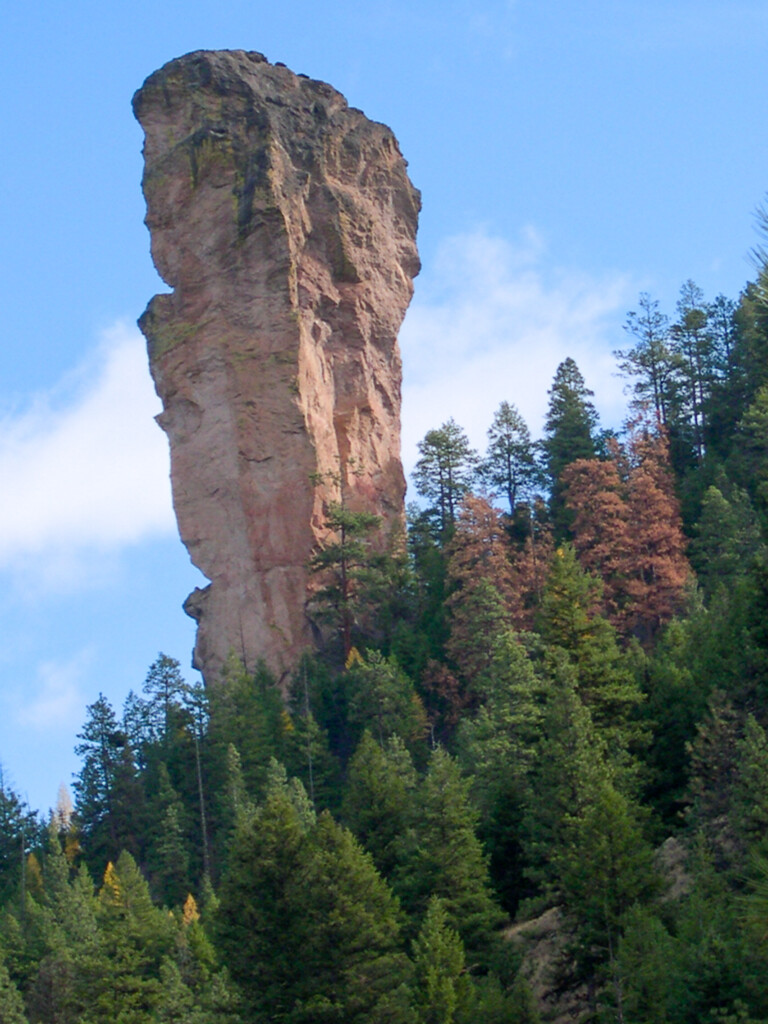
top-left (133, 50), bottom-right (420, 685)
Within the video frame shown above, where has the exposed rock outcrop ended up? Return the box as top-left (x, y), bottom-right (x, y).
top-left (133, 50), bottom-right (420, 684)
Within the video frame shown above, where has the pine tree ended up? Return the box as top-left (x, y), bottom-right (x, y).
top-left (218, 769), bottom-right (413, 1023)
top-left (455, 632), bottom-right (543, 913)
top-left (344, 650), bottom-right (427, 750)
top-left (557, 781), bottom-right (657, 995)
top-left (142, 654), bottom-right (188, 751)
top-left (289, 811), bottom-right (414, 1023)
top-left (731, 714), bottom-right (768, 857)
top-left (480, 402), bottom-right (540, 514)
top-left (216, 774), bottom-right (310, 1020)
top-left (446, 578), bottom-right (510, 700)
top-left (0, 960), bottom-right (27, 1024)
top-left (522, 664), bottom-right (609, 894)
top-left (445, 497), bottom-right (516, 693)
top-left (691, 484), bottom-right (764, 599)
top-left (403, 747), bottom-right (504, 962)
top-left (562, 454), bottom-right (632, 627)
top-left (413, 419), bottom-right (478, 538)
top-left (622, 424), bottom-right (691, 640)
top-left (542, 359), bottom-right (599, 536)
top-left (309, 500), bottom-right (383, 660)
top-left (412, 897), bottom-right (471, 1024)
top-left (670, 279), bottom-right (716, 464)
top-left (537, 545), bottom-right (644, 753)
top-left (614, 291), bottom-right (676, 426)
top-left (342, 731), bottom-right (418, 879)
top-left (89, 851), bottom-right (175, 1022)
top-left (562, 424), bottom-right (690, 641)
top-left (0, 770), bottom-right (42, 906)
top-left (73, 695), bottom-right (145, 873)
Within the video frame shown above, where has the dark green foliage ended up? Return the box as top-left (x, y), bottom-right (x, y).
top-left (309, 498), bottom-right (384, 660)
top-left (412, 897), bottom-right (471, 1024)
top-left (73, 694), bottom-right (146, 876)
top-left (413, 419), bottom-right (478, 537)
top-left (557, 781), bottom-right (658, 984)
top-left (344, 650), bottom-right (428, 752)
top-left (217, 768), bottom-right (414, 1023)
top-left (542, 358), bottom-right (599, 535)
top-left (0, 959), bottom-right (27, 1024)
top-left (399, 747), bottom-right (505, 962)
top-left (480, 401), bottom-right (541, 514)
top-left (691, 484), bottom-right (765, 599)
top-left (0, 774), bottom-right (42, 909)
top-left (538, 545), bottom-right (645, 758)
top-left (10, 251), bottom-right (768, 1022)
top-left (342, 731), bottom-right (418, 879)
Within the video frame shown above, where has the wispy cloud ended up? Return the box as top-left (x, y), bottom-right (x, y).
top-left (0, 322), bottom-right (174, 589)
top-left (400, 228), bottom-right (634, 478)
top-left (16, 649), bottom-right (93, 730)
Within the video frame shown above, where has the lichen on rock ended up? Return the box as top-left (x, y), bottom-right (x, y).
top-left (133, 50), bottom-right (420, 685)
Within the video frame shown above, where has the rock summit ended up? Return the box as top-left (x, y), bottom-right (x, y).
top-left (133, 50), bottom-right (420, 684)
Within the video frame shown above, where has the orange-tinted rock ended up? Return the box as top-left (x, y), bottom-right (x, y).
top-left (133, 50), bottom-right (420, 684)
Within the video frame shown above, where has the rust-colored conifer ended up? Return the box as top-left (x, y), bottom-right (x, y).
top-left (563, 422), bottom-right (690, 642)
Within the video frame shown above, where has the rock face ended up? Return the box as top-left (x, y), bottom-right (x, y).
top-left (133, 50), bottom-right (420, 685)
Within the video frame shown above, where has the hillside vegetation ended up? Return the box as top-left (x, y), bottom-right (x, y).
top-left (3, 244), bottom-right (768, 1021)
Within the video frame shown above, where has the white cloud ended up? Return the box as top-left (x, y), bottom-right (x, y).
top-left (400, 228), bottom-right (634, 479)
top-left (16, 649), bottom-right (93, 730)
top-left (0, 322), bottom-right (174, 585)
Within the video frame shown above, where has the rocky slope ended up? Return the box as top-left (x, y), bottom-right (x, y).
top-left (133, 50), bottom-right (420, 684)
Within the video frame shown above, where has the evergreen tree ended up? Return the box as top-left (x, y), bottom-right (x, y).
top-left (215, 772), bottom-right (309, 1020)
top-left (0, 771), bottom-right (42, 907)
top-left (691, 483), bottom-right (764, 600)
top-left (142, 654), bottom-right (188, 752)
top-left (557, 781), bottom-right (657, 997)
top-left (88, 851), bottom-right (175, 1023)
top-left (412, 897), bottom-right (471, 1024)
top-left (522, 663), bottom-right (609, 894)
top-left (0, 959), bottom-right (27, 1024)
top-left (731, 714), bottom-right (768, 857)
top-left (538, 546), bottom-right (645, 755)
top-left (542, 359), bottom-right (599, 536)
top-left (670, 279), bottom-right (716, 464)
top-left (147, 765), bottom-right (191, 907)
top-left (413, 419), bottom-right (478, 538)
top-left (622, 423), bottom-right (691, 641)
top-left (344, 650), bottom-right (427, 751)
top-left (445, 497), bottom-right (516, 693)
top-left (342, 731), bottom-right (418, 879)
top-left (218, 769), bottom-right (413, 1023)
top-left (562, 454), bottom-right (632, 627)
top-left (480, 402), bottom-right (540, 514)
top-left (446, 578), bottom-right (509, 701)
top-left (455, 632), bottom-right (542, 912)
top-left (732, 383), bottom-right (768, 528)
top-left (402, 747), bottom-right (504, 962)
top-left (73, 695), bottom-right (145, 873)
top-left (309, 499), bottom-right (383, 660)
top-left (614, 291), bottom-right (676, 426)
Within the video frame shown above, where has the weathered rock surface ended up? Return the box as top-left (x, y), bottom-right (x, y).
top-left (133, 50), bottom-right (420, 684)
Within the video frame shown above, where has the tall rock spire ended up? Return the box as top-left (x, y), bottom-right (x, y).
top-left (133, 50), bottom-right (420, 684)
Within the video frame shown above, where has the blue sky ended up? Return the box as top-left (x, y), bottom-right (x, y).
top-left (1, 0), bottom-right (767, 811)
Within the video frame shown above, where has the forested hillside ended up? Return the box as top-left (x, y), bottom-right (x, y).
top-left (3, 244), bottom-right (768, 1022)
